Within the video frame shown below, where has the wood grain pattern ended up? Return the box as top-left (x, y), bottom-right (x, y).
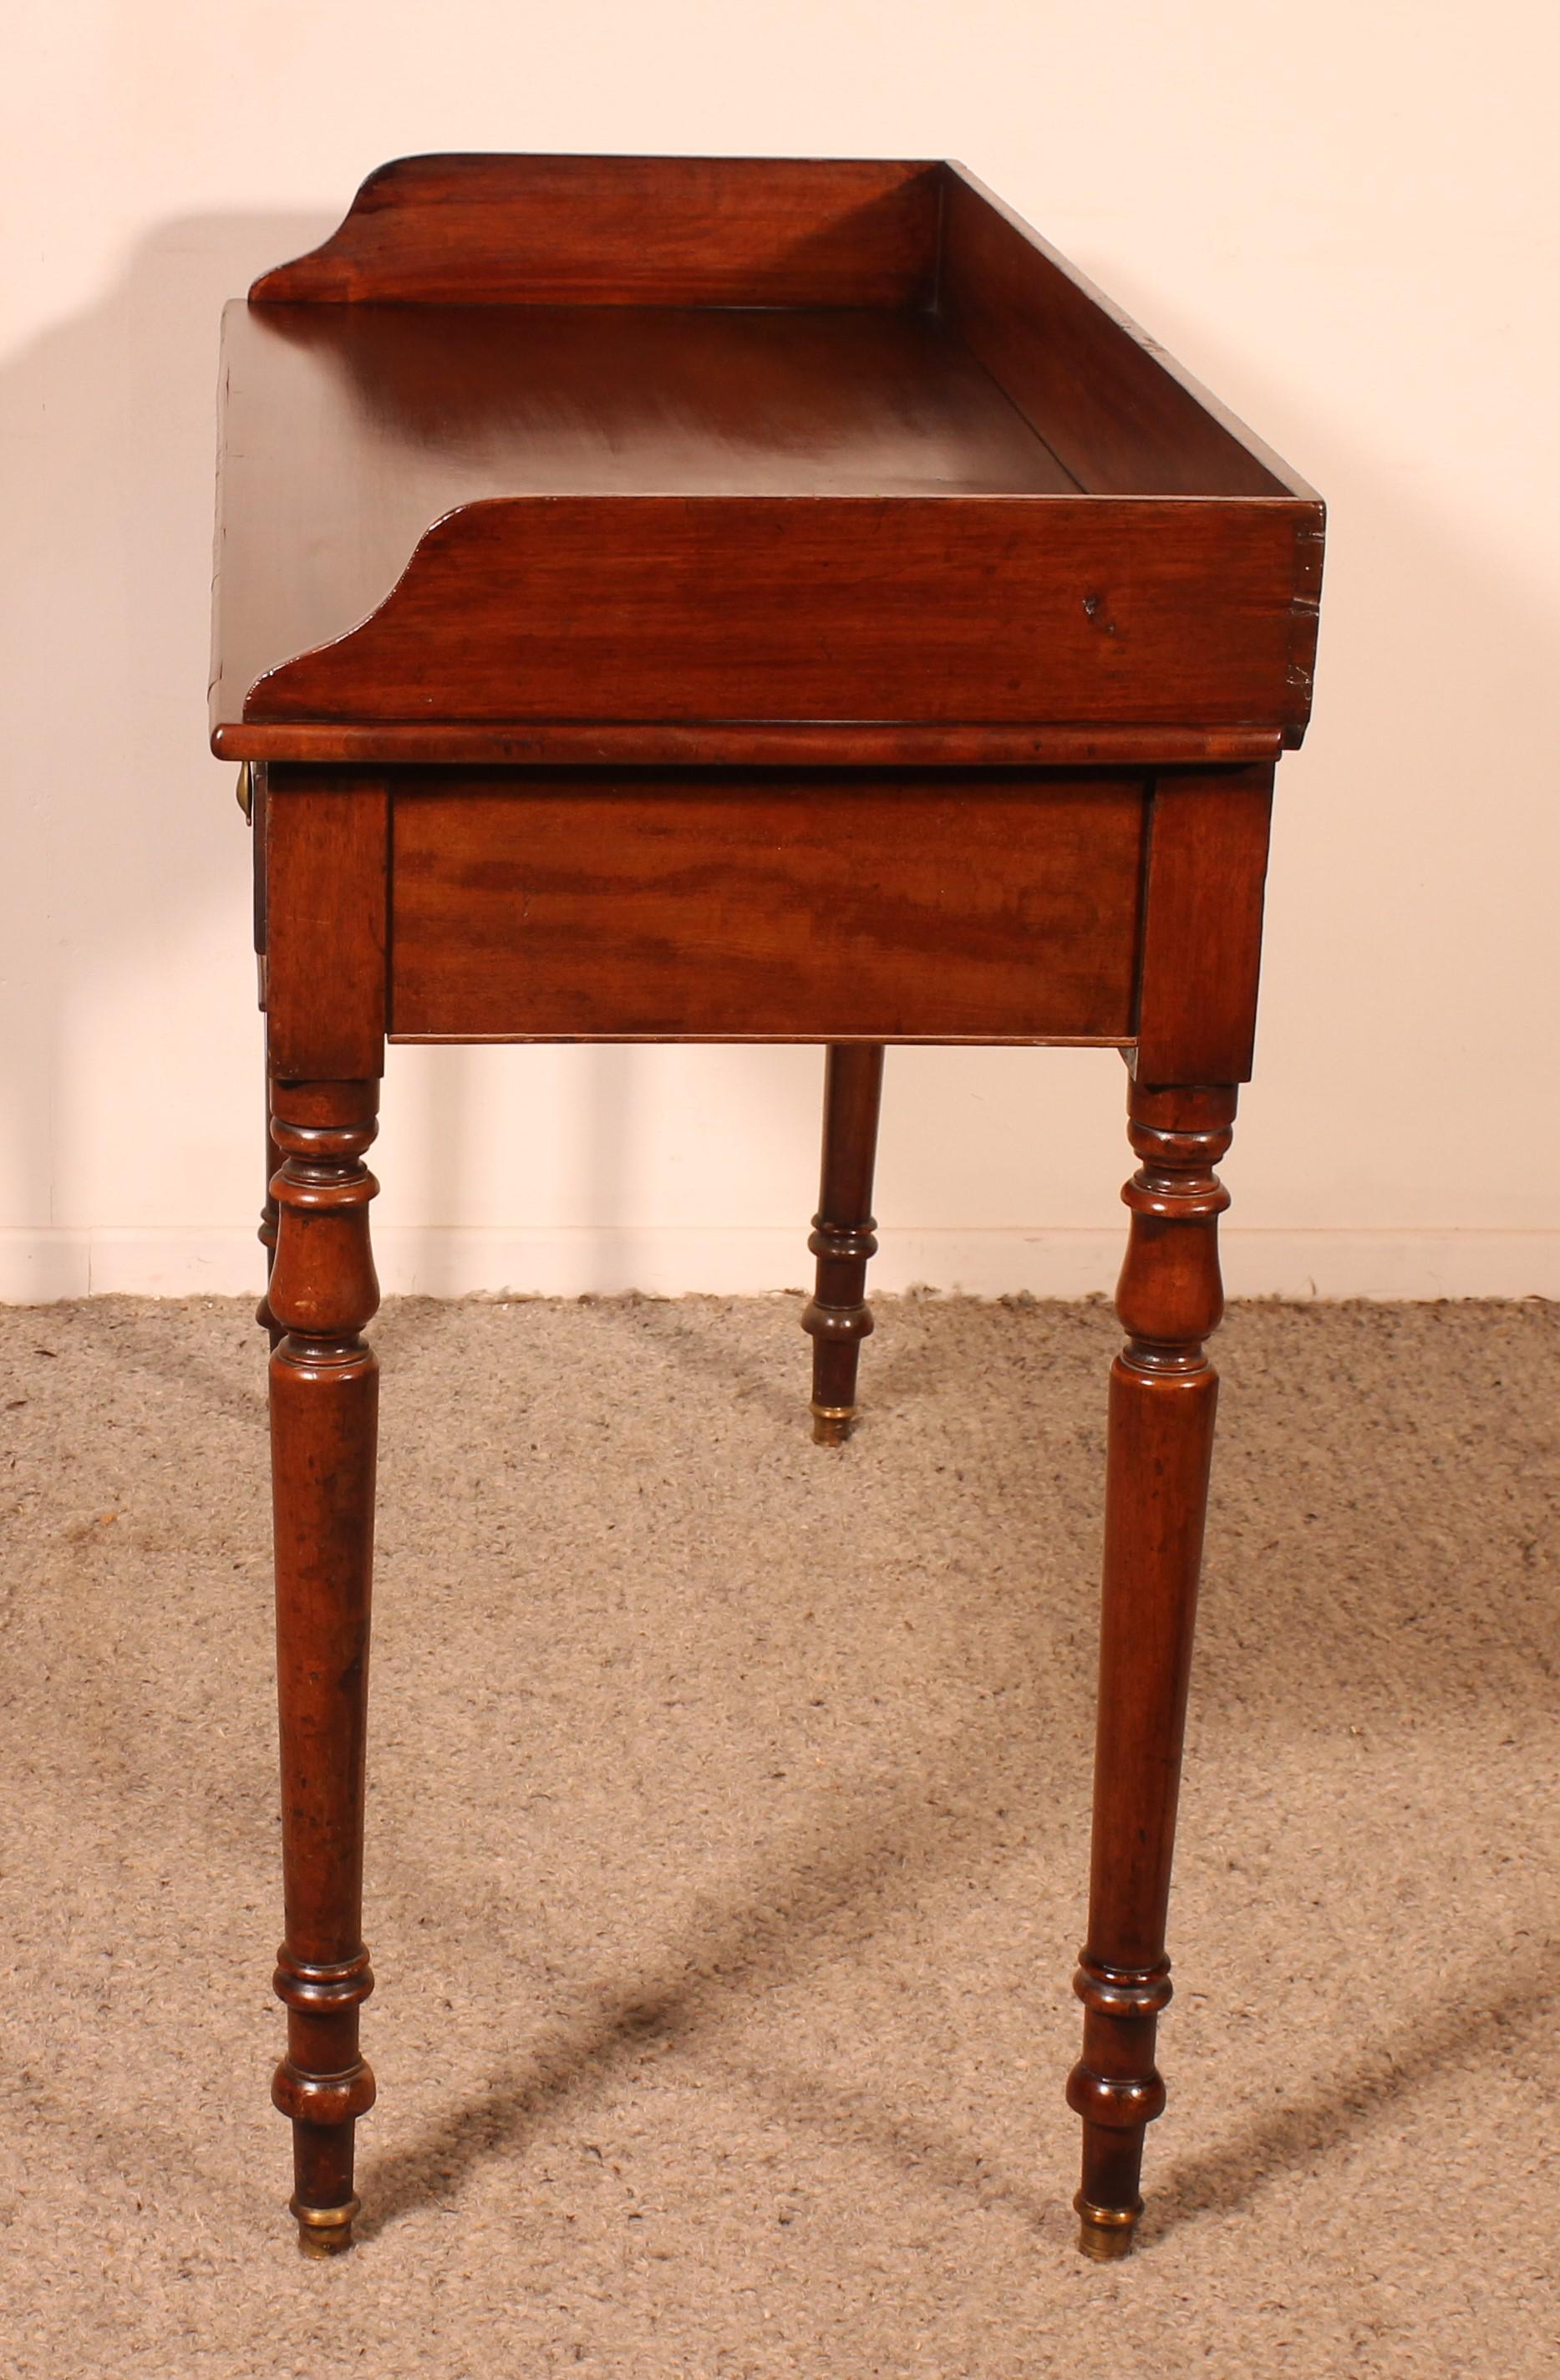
top-left (215, 721), bottom-right (1286, 769)
top-left (1068, 1081), bottom-right (1236, 2260)
top-left (221, 155), bottom-right (1328, 2263)
top-left (387, 771), bottom-right (1148, 1043)
top-left (1135, 765), bottom-right (1274, 1084)
top-left (212, 298), bottom-right (1078, 741)
top-left (263, 770), bottom-right (388, 1081)
top-left (252, 153), bottom-right (943, 307)
top-left (939, 168), bottom-right (1312, 500)
top-left (225, 298), bottom-right (1072, 498)
top-left (229, 494), bottom-right (1315, 737)
top-left (210, 159), bottom-right (1325, 757)
top-left (267, 1077), bottom-right (383, 2257)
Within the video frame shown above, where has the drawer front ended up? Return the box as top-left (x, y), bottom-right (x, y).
top-left (389, 770), bottom-right (1146, 1043)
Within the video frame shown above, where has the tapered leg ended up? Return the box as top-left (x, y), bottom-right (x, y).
top-left (1067, 1080), bottom-right (1236, 2260)
top-left (267, 1077), bottom-right (381, 2255)
top-left (800, 1043), bottom-right (885, 1445)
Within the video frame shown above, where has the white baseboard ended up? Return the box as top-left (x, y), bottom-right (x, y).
top-left (2, 1225), bottom-right (1557, 1304)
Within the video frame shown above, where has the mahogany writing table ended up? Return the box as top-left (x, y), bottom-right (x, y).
top-left (210, 154), bottom-right (1324, 2263)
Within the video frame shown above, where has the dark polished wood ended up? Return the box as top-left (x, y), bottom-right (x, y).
top-left (252, 153), bottom-right (944, 308)
top-left (1068, 1079), bottom-right (1235, 2259)
top-left (1136, 768), bottom-right (1274, 1083)
top-left (267, 1076), bottom-right (383, 2258)
top-left (217, 719), bottom-right (1287, 770)
top-left (211, 155), bottom-right (1320, 767)
top-left (263, 769), bottom-right (388, 1081)
top-left (216, 485), bottom-right (1314, 750)
top-left (217, 154), bottom-right (1324, 2260)
top-left (387, 771), bottom-right (1146, 1045)
top-left (940, 167), bottom-right (1297, 499)
top-left (802, 1045), bottom-right (886, 1444)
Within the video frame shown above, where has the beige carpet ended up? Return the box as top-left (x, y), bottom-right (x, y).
top-left (1, 1293), bottom-right (1556, 2377)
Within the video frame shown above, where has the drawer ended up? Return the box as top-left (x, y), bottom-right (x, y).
top-left (388, 770), bottom-right (1146, 1043)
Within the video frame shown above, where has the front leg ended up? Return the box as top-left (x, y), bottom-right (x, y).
top-left (1067, 1079), bottom-right (1235, 2258)
top-left (267, 1076), bottom-right (381, 2255)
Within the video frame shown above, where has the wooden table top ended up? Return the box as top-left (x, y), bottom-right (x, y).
top-left (211, 155), bottom-right (1323, 767)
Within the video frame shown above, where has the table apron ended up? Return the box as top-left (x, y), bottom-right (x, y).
top-left (260, 762), bottom-right (1272, 1076)
top-left (384, 769), bottom-right (1147, 1044)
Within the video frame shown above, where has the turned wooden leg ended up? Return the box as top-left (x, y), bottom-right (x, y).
top-left (800, 1043), bottom-right (885, 1445)
top-left (267, 1077), bottom-right (381, 2255)
top-left (257, 1065), bottom-right (282, 1345)
top-left (1067, 1080), bottom-right (1236, 2260)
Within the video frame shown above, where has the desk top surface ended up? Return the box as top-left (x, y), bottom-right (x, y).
top-left (211, 155), bottom-right (1322, 766)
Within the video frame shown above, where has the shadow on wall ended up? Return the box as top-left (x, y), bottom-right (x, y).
top-left (0, 212), bottom-right (831, 1294)
top-left (0, 214), bottom-right (333, 1279)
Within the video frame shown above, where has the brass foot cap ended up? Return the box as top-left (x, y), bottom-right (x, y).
top-left (1075, 2193), bottom-right (1140, 2260)
top-left (810, 1402), bottom-right (855, 1447)
top-left (292, 2194), bottom-right (360, 2257)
